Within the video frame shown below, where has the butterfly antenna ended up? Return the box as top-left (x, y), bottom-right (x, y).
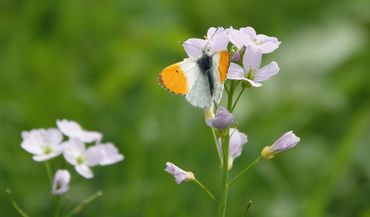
top-left (204, 27), bottom-right (221, 53)
top-left (180, 41), bottom-right (202, 50)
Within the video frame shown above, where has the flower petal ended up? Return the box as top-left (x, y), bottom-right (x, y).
top-left (243, 46), bottom-right (262, 71)
top-left (209, 32), bottom-right (229, 54)
top-left (255, 61), bottom-right (280, 82)
top-left (227, 63), bottom-right (245, 80)
top-left (183, 38), bottom-right (205, 58)
top-left (76, 165), bottom-right (93, 179)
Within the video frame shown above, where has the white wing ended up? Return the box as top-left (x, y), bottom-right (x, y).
top-left (181, 58), bottom-right (213, 108)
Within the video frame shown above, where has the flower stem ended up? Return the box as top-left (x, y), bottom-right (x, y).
top-left (194, 179), bottom-right (217, 202)
top-left (212, 128), bottom-right (223, 165)
top-left (44, 162), bottom-right (52, 187)
top-left (227, 81), bottom-right (235, 111)
top-left (231, 86), bottom-right (246, 112)
top-left (217, 134), bottom-right (230, 217)
top-left (54, 195), bottom-right (60, 217)
top-left (228, 157), bottom-right (261, 186)
top-left (5, 189), bottom-right (31, 217)
top-left (65, 191), bottom-right (103, 217)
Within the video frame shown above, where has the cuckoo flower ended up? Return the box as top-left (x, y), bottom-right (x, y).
top-left (85, 143), bottom-right (124, 166)
top-left (183, 27), bottom-right (229, 58)
top-left (261, 131), bottom-right (300, 159)
top-left (227, 46), bottom-right (279, 87)
top-left (165, 162), bottom-right (195, 184)
top-left (218, 128), bottom-right (248, 170)
top-left (21, 128), bottom-right (64, 162)
top-left (52, 170), bottom-right (71, 195)
top-left (63, 139), bottom-right (99, 179)
top-left (57, 119), bottom-right (102, 143)
top-left (206, 106), bottom-right (234, 130)
top-left (229, 27), bottom-right (280, 54)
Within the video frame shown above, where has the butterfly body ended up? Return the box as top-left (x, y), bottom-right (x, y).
top-left (159, 51), bottom-right (229, 108)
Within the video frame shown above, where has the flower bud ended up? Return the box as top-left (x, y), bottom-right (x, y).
top-left (261, 131), bottom-right (300, 159)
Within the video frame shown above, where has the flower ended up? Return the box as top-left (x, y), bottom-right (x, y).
top-left (206, 106), bottom-right (234, 130)
top-left (218, 128), bottom-right (248, 170)
top-left (63, 139), bottom-right (99, 179)
top-left (229, 27), bottom-right (280, 54)
top-left (63, 140), bottom-right (124, 179)
top-left (227, 46), bottom-right (279, 87)
top-left (57, 119), bottom-right (102, 143)
top-left (85, 143), bottom-right (124, 166)
top-left (21, 128), bottom-right (64, 161)
top-left (183, 27), bottom-right (229, 58)
top-left (261, 131), bottom-right (300, 159)
top-left (165, 162), bottom-right (195, 184)
top-left (52, 170), bottom-right (71, 195)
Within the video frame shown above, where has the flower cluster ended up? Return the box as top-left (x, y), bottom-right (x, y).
top-left (183, 26), bottom-right (280, 88)
top-left (164, 26), bottom-right (299, 193)
top-left (21, 119), bottom-right (124, 194)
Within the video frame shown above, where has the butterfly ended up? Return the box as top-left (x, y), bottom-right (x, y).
top-left (158, 29), bottom-right (230, 108)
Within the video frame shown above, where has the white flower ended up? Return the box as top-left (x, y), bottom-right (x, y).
top-left (85, 143), bottom-right (124, 166)
top-left (229, 27), bottom-right (281, 54)
top-left (183, 27), bottom-right (229, 58)
top-left (63, 139), bottom-right (98, 179)
top-left (165, 162), bottom-right (195, 184)
top-left (218, 128), bottom-right (248, 170)
top-left (63, 140), bottom-right (124, 179)
top-left (57, 119), bottom-right (102, 143)
top-left (21, 128), bottom-right (64, 162)
top-left (52, 170), bottom-right (71, 195)
top-left (227, 46), bottom-right (279, 87)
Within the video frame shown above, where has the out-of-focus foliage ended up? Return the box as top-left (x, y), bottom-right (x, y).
top-left (0, 0), bottom-right (369, 216)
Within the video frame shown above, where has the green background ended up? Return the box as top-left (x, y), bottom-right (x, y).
top-left (0, 0), bottom-right (369, 216)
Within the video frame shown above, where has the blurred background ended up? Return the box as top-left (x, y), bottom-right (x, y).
top-left (0, 0), bottom-right (369, 216)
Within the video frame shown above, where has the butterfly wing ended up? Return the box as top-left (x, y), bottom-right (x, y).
top-left (159, 59), bottom-right (198, 95)
top-left (212, 51), bottom-right (230, 104)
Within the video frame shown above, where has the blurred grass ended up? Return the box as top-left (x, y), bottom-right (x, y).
top-left (0, 0), bottom-right (369, 216)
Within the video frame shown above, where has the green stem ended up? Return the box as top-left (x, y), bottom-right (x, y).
top-left (217, 134), bottom-right (230, 217)
top-left (54, 196), bottom-right (60, 217)
top-left (228, 157), bottom-right (261, 186)
top-left (5, 189), bottom-right (31, 217)
top-left (44, 162), bottom-right (53, 187)
top-left (194, 179), bottom-right (217, 202)
top-left (227, 81), bottom-right (235, 111)
top-left (231, 86), bottom-right (246, 112)
top-left (65, 191), bottom-right (103, 217)
top-left (212, 128), bottom-right (222, 165)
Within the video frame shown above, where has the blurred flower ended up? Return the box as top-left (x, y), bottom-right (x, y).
top-left (183, 27), bottom-right (229, 58)
top-left (206, 106), bottom-right (234, 130)
top-left (57, 119), bottom-right (102, 143)
top-left (218, 128), bottom-right (248, 170)
top-left (63, 140), bottom-right (124, 178)
top-left (229, 27), bottom-right (280, 54)
top-left (227, 46), bottom-right (279, 87)
top-left (85, 143), bottom-right (124, 166)
top-left (165, 162), bottom-right (195, 184)
top-left (21, 128), bottom-right (64, 162)
top-left (261, 131), bottom-right (300, 159)
top-left (63, 139), bottom-right (98, 179)
top-left (52, 170), bottom-right (71, 195)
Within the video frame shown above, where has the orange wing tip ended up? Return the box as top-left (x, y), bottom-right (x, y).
top-left (158, 63), bottom-right (189, 95)
top-left (218, 51), bottom-right (230, 82)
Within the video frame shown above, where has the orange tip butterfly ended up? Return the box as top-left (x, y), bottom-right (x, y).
top-left (159, 29), bottom-right (230, 108)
